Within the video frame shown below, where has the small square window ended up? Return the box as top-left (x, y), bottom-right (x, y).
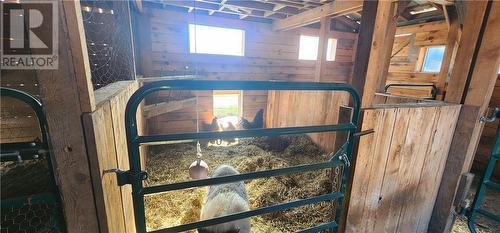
top-left (213, 91), bottom-right (241, 119)
top-left (298, 36), bottom-right (338, 61)
top-left (189, 24), bottom-right (245, 56)
top-left (421, 46), bottom-right (446, 72)
top-left (298, 35), bottom-right (319, 60)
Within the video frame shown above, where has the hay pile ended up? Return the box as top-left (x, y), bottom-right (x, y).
top-left (144, 135), bottom-right (338, 232)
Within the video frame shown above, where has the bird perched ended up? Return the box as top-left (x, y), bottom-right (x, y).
top-left (239, 109), bottom-right (264, 129)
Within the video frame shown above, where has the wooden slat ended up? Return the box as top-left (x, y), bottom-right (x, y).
top-left (272, 0), bottom-right (363, 31)
top-left (83, 102), bottom-right (126, 233)
top-left (143, 97), bottom-right (197, 118)
top-left (315, 17), bottom-right (331, 82)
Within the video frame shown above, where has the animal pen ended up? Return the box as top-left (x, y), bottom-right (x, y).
top-left (0, 1), bottom-right (499, 233)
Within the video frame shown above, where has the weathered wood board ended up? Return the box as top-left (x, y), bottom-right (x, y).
top-left (345, 104), bottom-right (461, 233)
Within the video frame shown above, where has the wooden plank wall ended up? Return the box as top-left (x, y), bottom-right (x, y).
top-left (143, 8), bottom-right (357, 134)
top-left (472, 77), bottom-right (500, 179)
top-left (0, 70), bottom-right (42, 143)
top-left (386, 21), bottom-right (448, 98)
top-left (266, 90), bottom-right (350, 152)
top-left (345, 103), bottom-right (461, 233)
top-left (83, 80), bottom-right (146, 233)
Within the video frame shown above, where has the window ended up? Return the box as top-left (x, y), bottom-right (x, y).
top-left (298, 35), bottom-right (338, 61)
top-left (326, 38), bottom-right (337, 61)
top-left (298, 35), bottom-right (319, 60)
top-left (421, 46), bottom-right (446, 72)
top-left (189, 24), bottom-right (245, 56)
top-left (213, 91), bottom-right (241, 126)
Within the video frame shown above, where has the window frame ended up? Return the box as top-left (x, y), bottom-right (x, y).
top-left (298, 35), bottom-right (338, 61)
top-left (418, 45), bottom-right (446, 73)
top-left (212, 90), bottom-right (243, 118)
top-left (188, 24), bottom-right (245, 57)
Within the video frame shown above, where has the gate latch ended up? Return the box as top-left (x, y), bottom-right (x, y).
top-left (104, 169), bottom-right (148, 186)
top-left (339, 153), bottom-right (351, 167)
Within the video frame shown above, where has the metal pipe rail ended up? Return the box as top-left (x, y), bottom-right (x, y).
top-left (384, 83), bottom-right (438, 100)
top-left (123, 80), bottom-right (361, 233)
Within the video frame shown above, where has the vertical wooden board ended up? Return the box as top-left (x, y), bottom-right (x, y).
top-left (359, 108), bottom-right (398, 233)
top-left (83, 102), bottom-right (126, 233)
top-left (395, 107), bottom-right (438, 233)
top-left (109, 83), bottom-right (138, 233)
top-left (371, 107), bottom-right (411, 233)
top-left (415, 105), bottom-right (461, 232)
top-left (346, 108), bottom-right (391, 233)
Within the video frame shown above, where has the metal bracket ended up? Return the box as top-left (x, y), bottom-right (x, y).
top-left (353, 129), bottom-right (375, 138)
top-left (104, 169), bottom-right (148, 186)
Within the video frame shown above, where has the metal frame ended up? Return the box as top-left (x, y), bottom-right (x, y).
top-left (0, 88), bottom-right (50, 162)
top-left (0, 87), bottom-right (65, 232)
top-left (123, 80), bottom-right (361, 233)
top-left (384, 83), bottom-right (438, 100)
top-left (468, 108), bottom-right (500, 233)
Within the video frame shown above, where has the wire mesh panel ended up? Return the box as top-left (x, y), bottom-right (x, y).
top-left (1, 193), bottom-right (65, 233)
top-left (81, 0), bottom-right (135, 90)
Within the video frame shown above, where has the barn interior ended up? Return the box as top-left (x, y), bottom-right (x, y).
top-left (0, 0), bottom-right (499, 233)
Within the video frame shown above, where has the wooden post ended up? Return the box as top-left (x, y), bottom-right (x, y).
top-left (315, 17), bottom-right (331, 82)
top-left (430, 1), bottom-right (500, 232)
top-left (350, 0), bottom-right (399, 108)
top-left (435, 6), bottom-right (459, 100)
top-left (35, 1), bottom-right (100, 232)
top-left (444, 1), bottom-right (489, 103)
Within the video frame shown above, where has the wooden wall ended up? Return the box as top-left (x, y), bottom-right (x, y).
top-left (141, 8), bottom-right (357, 135)
top-left (345, 103), bottom-right (461, 233)
top-left (472, 76), bottom-right (500, 179)
top-left (386, 21), bottom-right (448, 98)
top-left (83, 80), bottom-right (146, 233)
top-left (266, 90), bottom-right (350, 152)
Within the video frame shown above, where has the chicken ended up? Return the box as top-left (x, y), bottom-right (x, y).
top-left (239, 109), bottom-right (264, 129)
top-left (201, 117), bottom-right (221, 132)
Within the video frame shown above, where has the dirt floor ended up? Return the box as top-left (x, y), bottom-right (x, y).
top-left (144, 135), bottom-right (341, 233)
top-left (451, 177), bottom-right (500, 233)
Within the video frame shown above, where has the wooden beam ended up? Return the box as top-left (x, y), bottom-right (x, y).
top-left (36, 1), bottom-right (100, 232)
top-left (314, 17), bottom-right (331, 82)
top-left (143, 97), bottom-right (197, 119)
top-left (356, 0), bottom-right (399, 108)
top-left (444, 1), bottom-right (489, 103)
top-left (435, 6), bottom-right (459, 100)
top-left (273, 0), bottom-right (363, 31)
top-left (430, 1), bottom-right (500, 232)
top-left (137, 10), bottom-right (153, 77)
top-left (395, 20), bottom-right (448, 35)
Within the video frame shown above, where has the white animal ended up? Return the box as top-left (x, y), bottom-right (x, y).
top-left (198, 165), bottom-right (251, 233)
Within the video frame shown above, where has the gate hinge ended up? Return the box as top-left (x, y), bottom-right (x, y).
top-left (104, 169), bottom-right (148, 186)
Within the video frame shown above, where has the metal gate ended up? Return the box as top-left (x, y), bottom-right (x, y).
top-left (468, 108), bottom-right (500, 232)
top-left (120, 80), bottom-right (360, 233)
top-left (0, 87), bottom-right (66, 233)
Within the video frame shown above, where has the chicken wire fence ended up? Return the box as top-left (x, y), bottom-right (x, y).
top-left (81, 0), bottom-right (135, 90)
top-left (1, 193), bottom-right (65, 233)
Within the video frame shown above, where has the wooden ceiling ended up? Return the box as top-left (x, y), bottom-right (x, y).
top-left (142, 0), bottom-right (446, 32)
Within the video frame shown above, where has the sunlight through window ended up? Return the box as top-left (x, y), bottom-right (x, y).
top-left (422, 46), bottom-right (446, 72)
top-left (326, 38), bottom-right (337, 61)
top-left (189, 24), bottom-right (245, 56)
top-left (298, 35), bottom-right (319, 60)
top-left (213, 91), bottom-right (241, 127)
